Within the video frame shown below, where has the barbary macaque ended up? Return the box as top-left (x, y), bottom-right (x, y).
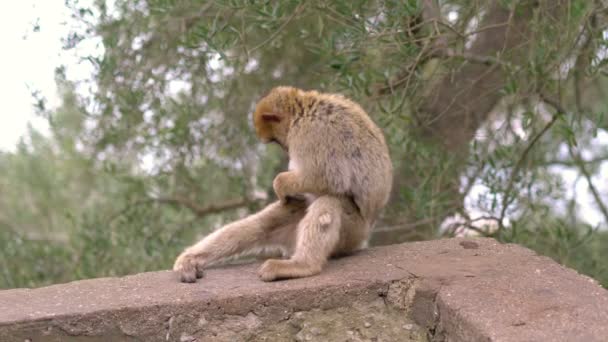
top-left (174, 86), bottom-right (392, 282)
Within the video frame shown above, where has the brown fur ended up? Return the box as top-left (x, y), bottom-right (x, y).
top-left (174, 86), bottom-right (392, 282)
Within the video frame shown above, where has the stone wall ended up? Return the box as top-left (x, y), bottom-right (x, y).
top-left (1, 238), bottom-right (607, 341)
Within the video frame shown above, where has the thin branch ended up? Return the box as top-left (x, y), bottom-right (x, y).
top-left (498, 94), bottom-right (564, 230)
top-left (542, 97), bottom-right (608, 225)
top-left (109, 195), bottom-right (259, 223)
top-left (249, 2), bottom-right (306, 53)
top-left (463, 21), bottom-right (511, 37)
top-left (462, 164), bottom-right (485, 198)
top-left (433, 19), bottom-right (466, 40)
top-left (442, 215), bottom-right (501, 237)
top-left (375, 0), bottom-right (448, 96)
top-left (154, 196), bottom-right (256, 217)
top-left (567, 145), bottom-right (608, 225)
top-left (378, 48), bottom-right (512, 96)
top-left (543, 155), bottom-right (608, 167)
top-left (422, 0), bottom-right (449, 49)
top-left (431, 49), bottom-right (511, 67)
top-left (376, 35), bottom-right (513, 96)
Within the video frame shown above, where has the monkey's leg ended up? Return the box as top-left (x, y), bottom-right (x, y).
top-left (332, 196), bottom-right (370, 257)
top-left (174, 199), bottom-right (306, 283)
top-left (258, 196), bottom-right (342, 282)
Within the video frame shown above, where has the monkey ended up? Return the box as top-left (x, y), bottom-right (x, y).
top-left (173, 86), bottom-right (392, 282)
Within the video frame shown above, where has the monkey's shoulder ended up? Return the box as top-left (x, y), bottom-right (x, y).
top-left (305, 93), bottom-right (365, 117)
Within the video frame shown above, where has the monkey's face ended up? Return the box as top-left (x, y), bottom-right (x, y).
top-left (252, 102), bottom-right (279, 143)
top-left (253, 108), bottom-right (289, 150)
top-left (253, 87), bottom-right (295, 147)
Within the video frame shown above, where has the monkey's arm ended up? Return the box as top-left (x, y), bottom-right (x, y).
top-left (173, 198), bottom-right (307, 282)
top-left (273, 171), bottom-right (325, 203)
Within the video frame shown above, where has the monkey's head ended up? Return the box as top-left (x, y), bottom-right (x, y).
top-left (253, 86), bottom-right (300, 150)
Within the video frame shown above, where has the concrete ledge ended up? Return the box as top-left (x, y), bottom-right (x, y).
top-left (1, 238), bottom-right (607, 341)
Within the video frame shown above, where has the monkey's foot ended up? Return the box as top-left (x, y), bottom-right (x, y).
top-left (258, 259), bottom-right (322, 282)
top-left (173, 252), bottom-right (205, 283)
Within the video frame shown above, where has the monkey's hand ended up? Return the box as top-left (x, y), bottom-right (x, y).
top-left (273, 171), bottom-right (298, 204)
top-left (173, 250), bottom-right (205, 283)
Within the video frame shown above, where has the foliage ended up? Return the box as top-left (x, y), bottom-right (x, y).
top-left (2, 0), bottom-right (608, 289)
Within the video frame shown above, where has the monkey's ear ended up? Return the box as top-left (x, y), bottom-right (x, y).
top-left (262, 113), bottom-right (282, 123)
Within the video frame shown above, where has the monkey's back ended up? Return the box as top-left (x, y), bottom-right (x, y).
top-left (287, 91), bottom-right (393, 222)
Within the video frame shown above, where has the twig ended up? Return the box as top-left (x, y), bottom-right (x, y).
top-left (572, 7), bottom-right (598, 119)
top-left (464, 22), bottom-right (511, 37)
top-left (498, 94), bottom-right (564, 230)
top-left (542, 97), bottom-right (608, 225)
top-left (375, 41), bottom-right (435, 96)
top-left (153, 196), bottom-right (255, 217)
top-left (433, 19), bottom-right (466, 40)
top-left (567, 145), bottom-right (608, 225)
top-left (443, 215), bottom-right (501, 237)
top-left (375, 0), bottom-right (449, 96)
top-left (249, 2), bottom-right (306, 53)
top-left (432, 49), bottom-right (510, 67)
top-left (375, 48), bottom-right (510, 97)
top-left (109, 195), bottom-right (258, 223)
top-left (543, 155), bottom-right (608, 167)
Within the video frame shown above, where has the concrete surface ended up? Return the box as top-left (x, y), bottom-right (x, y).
top-left (1, 238), bottom-right (607, 341)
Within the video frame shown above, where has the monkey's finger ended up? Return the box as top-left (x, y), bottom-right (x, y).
top-left (179, 269), bottom-right (198, 283)
top-left (177, 258), bottom-right (199, 283)
top-left (286, 195), bottom-right (307, 203)
top-left (195, 264), bottom-right (204, 279)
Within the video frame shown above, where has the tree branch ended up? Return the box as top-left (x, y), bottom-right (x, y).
top-left (108, 195), bottom-right (260, 224)
top-left (541, 97), bottom-right (608, 226)
top-left (249, 2), bottom-right (306, 53)
top-left (383, 1), bottom-right (563, 236)
top-left (498, 94), bottom-right (563, 230)
top-left (431, 49), bottom-right (511, 67)
top-left (154, 196), bottom-right (257, 217)
top-left (567, 145), bottom-right (608, 226)
top-left (416, 1), bottom-right (543, 149)
top-left (543, 155), bottom-right (608, 167)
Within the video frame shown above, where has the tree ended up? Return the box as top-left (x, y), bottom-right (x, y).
top-left (2, 0), bottom-right (608, 288)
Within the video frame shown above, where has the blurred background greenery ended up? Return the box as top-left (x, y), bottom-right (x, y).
top-left (1, 0), bottom-right (608, 289)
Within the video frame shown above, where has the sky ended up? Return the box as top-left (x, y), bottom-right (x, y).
top-left (0, 1), bottom-right (75, 151)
